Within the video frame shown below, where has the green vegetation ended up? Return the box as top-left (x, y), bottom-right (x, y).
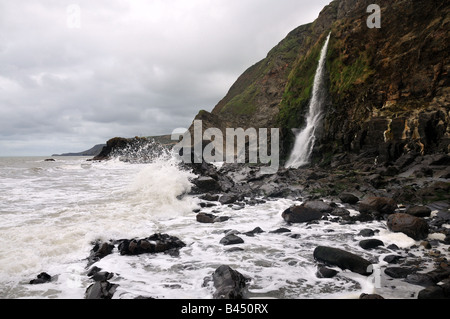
top-left (326, 37), bottom-right (375, 97)
top-left (277, 36), bottom-right (325, 130)
top-left (220, 82), bottom-right (259, 116)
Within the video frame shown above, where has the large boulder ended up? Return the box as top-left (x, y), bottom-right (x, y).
top-left (359, 197), bottom-right (398, 216)
top-left (387, 213), bottom-right (429, 241)
top-left (313, 246), bottom-right (373, 276)
top-left (212, 265), bottom-right (249, 299)
top-left (282, 205), bottom-right (323, 223)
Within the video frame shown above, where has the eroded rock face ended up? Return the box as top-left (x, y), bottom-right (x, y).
top-left (387, 213), bottom-right (429, 241)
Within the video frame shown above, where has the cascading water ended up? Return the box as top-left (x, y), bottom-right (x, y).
top-left (285, 33), bottom-right (331, 169)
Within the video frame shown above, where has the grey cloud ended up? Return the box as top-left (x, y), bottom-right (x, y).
top-left (0, 0), bottom-right (331, 156)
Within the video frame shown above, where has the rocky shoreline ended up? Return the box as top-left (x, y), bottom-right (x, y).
top-left (28, 152), bottom-right (450, 299)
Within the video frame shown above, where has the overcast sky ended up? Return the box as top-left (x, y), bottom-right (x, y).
top-left (0, 0), bottom-right (331, 156)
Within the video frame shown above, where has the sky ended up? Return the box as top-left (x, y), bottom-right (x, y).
top-left (0, 0), bottom-right (332, 156)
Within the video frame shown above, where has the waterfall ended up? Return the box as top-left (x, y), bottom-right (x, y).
top-left (285, 33), bottom-right (331, 169)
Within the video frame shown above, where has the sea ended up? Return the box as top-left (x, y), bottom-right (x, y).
top-left (0, 154), bottom-right (445, 299)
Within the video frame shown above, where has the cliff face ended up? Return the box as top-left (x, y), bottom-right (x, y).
top-left (190, 0), bottom-right (449, 164)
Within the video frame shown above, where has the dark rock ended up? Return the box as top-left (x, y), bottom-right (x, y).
top-left (193, 177), bottom-right (221, 192)
top-left (282, 205), bottom-right (323, 224)
top-left (418, 286), bottom-right (447, 299)
top-left (219, 194), bottom-right (239, 205)
top-left (360, 293), bottom-right (385, 299)
top-left (302, 200), bottom-right (333, 214)
top-left (316, 266), bottom-right (338, 278)
top-left (196, 213), bottom-right (217, 224)
top-left (92, 271), bottom-right (114, 282)
top-left (85, 281), bottom-right (118, 299)
top-left (87, 266), bottom-right (102, 277)
top-left (212, 265), bottom-right (249, 299)
top-left (406, 206), bottom-right (432, 217)
top-left (405, 274), bottom-right (436, 287)
top-left (387, 213), bottom-right (429, 241)
top-left (384, 267), bottom-right (416, 279)
top-left (220, 234), bottom-right (244, 246)
top-left (387, 244), bottom-right (400, 250)
top-left (430, 154), bottom-right (450, 166)
top-left (87, 241), bottom-right (114, 266)
top-left (359, 239), bottom-right (384, 250)
top-left (339, 193), bottom-right (359, 204)
top-left (358, 229), bottom-right (375, 237)
top-left (270, 228), bottom-right (291, 234)
top-left (330, 207), bottom-right (351, 218)
top-left (313, 246), bottom-right (373, 276)
top-left (118, 233), bottom-right (186, 256)
top-left (226, 247), bottom-right (245, 253)
top-left (243, 227), bottom-right (264, 237)
top-left (359, 197), bottom-right (397, 216)
top-left (199, 193), bottom-right (220, 202)
top-left (29, 272), bottom-right (52, 285)
top-left (383, 255), bottom-right (404, 264)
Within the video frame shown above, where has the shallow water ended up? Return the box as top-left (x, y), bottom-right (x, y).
top-left (0, 156), bottom-right (447, 299)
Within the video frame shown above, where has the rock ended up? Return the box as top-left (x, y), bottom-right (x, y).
top-left (269, 228), bottom-right (291, 234)
top-left (360, 293), bottom-right (385, 299)
top-left (383, 255), bottom-right (404, 264)
top-left (220, 234), bottom-right (244, 246)
top-left (384, 267), bottom-right (416, 279)
top-left (219, 194), bottom-right (239, 205)
top-left (118, 233), bottom-right (186, 256)
top-left (85, 280), bottom-right (118, 299)
top-left (243, 227), bottom-right (264, 237)
top-left (430, 154), bottom-right (450, 166)
top-left (417, 286), bottom-right (447, 299)
top-left (302, 200), bottom-right (333, 214)
top-left (359, 197), bottom-right (397, 216)
top-left (316, 266), bottom-right (338, 278)
top-left (405, 274), bottom-right (435, 287)
top-left (358, 229), bottom-right (375, 237)
top-left (87, 241), bottom-right (114, 266)
top-left (406, 206), bottom-right (432, 218)
top-left (29, 272), bottom-right (52, 285)
top-left (199, 193), bottom-right (220, 201)
top-left (212, 265), bottom-right (249, 299)
top-left (193, 177), bottom-right (221, 193)
top-left (196, 213), bottom-right (217, 224)
top-left (339, 193), bottom-right (359, 204)
top-left (387, 213), bottom-right (429, 241)
top-left (87, 266), bottom-right (102, 277)
top-left (359, 239), bottom-right (384, 250)
top-left (313, 246), bottom-right (373, 276)
top-left (92, 272), bottom-right (114, 282)
top-left (282, 205), bottom-right (323, 224)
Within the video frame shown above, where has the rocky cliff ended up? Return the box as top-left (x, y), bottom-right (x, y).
top-left (189, 0), bottom-right (449, 165)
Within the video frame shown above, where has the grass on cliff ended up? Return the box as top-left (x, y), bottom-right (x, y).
top-left (277, 36), bottom-right (324, 130)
